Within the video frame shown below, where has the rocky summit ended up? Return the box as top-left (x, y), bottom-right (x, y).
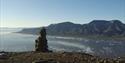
top-left (0, 52), bottom-right (125, 63)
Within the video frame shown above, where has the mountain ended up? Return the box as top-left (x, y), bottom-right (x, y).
top-left (82, 20), bottom-right (125, 36)
top-left (18, 20), bottom-right (125, 36)
top-left (18, 27), bottom-right (41, 35)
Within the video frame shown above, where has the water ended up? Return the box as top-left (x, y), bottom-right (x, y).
top-left (0, 28), bottom-right (125, 58)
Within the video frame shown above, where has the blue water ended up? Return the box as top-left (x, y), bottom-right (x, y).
top-left (0, 28), bottom-right (125, 58)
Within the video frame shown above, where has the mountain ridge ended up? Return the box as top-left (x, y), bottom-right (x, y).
top-left (18, 20), bottom-right (125, 36)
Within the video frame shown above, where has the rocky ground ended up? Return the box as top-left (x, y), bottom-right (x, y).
top-left (0, 52), bottom-right (125, 63)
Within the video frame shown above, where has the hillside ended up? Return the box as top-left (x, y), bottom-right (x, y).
top-left (18, 20), bottom-right (125, 36)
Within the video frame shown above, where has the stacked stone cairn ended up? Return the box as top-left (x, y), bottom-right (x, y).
top-left (35, 27), bottom-right (49, 52)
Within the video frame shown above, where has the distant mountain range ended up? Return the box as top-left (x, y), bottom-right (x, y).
top-left (18, 20), bottom-right (125, 36)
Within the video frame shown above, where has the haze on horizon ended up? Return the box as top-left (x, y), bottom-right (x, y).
top-left (0, 0), bottom-right (125, 28)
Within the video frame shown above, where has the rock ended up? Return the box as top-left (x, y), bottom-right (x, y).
top-left (32, 59), bottom-right (59, 63)
top-left (35, 27), bottom-right (49, 52)
top-left (0, 51), bottom-right (8, 60)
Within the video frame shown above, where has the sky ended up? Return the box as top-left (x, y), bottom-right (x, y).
top-left (0, 0), bottom-right (125, 28)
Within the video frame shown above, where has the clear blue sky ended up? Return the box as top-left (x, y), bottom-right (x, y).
top-left (0, 0), bottom-right (125, 27)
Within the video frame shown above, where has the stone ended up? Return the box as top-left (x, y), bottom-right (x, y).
top-left (0, 51), bottom-right (8, 59)
top-left (35, 27), bottom-right (49, 52)
top-left (32, 59), bottom-right (59, 63)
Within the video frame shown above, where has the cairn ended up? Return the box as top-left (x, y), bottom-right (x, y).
top-left (35, 27), bottom-right (49, 52)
